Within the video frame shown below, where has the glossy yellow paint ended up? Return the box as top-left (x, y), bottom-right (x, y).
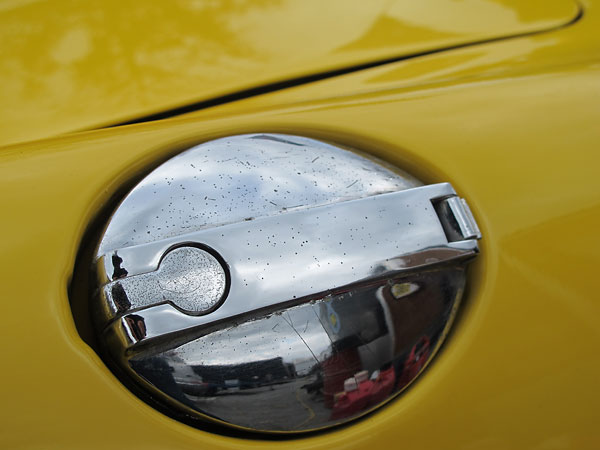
top-left (0, 0), bottom-right (579, 146)
top-left (2, 46), bottom-right (600, 450)
top-left (2, 2), bottom-right (600, 450)
top-left (186, 0), bottom-right (600, 121)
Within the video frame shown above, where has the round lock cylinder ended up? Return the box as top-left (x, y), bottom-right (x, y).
top-left (90, 134), bottom-right (481, 434)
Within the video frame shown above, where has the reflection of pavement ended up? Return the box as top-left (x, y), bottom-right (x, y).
top-left (190, 378), bottom-right (332, 431)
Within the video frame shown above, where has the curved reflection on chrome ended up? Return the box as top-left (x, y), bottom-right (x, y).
top-left (92, 134), bottom-right (481, 434)
top-left (123, 266), bottom-right (464, 433)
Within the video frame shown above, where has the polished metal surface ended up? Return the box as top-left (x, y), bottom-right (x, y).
top-left (92, 134), bottom-right (481, 434)
top-left (98, 134), bottom-right (420, 256)
top-left (98, 183), bottom-right (477, 345)
top-left (128, 266), bottom-right (465, 432)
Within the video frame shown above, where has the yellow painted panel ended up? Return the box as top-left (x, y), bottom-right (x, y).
top-left (0, 60), bottom-right (599, 448)
top-left (2, 0), bottom-right (600, 448)
top-left (189, 0), bottom-right (600, 121)
top-left (0, 0), bottom-right (578, 146)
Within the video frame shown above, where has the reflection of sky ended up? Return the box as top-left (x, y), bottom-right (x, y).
top-left (171, 283), bottom-right (388, 375)
top-left (173, 302), bottom-right (333, 373)
top-left (99, 134), bottom-right (419, 255)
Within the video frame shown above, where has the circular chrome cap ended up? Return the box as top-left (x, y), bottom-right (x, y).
top-left (91, 134), bottom-right (481, 434)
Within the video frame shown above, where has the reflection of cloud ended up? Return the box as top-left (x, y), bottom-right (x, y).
top-left (51, 27), bottom-right (91, 64)
top-left (99, 134), bottom-right (417, 254)
top-left (227, 0), bottom-right (388, 58)
top-left (174, 302), bottom-right (332, 367)
top-left (387, 0), bottom-right (517, 34)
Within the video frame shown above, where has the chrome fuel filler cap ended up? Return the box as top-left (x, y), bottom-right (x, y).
top-left (92, 134), bottom-right (481, 434)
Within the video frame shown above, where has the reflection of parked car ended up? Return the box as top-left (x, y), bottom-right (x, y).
top-left (331, 367), bottom-right (396, 420)
top-left (302, 372), bottom-right (324, 396)
top-left (397, 336), bottom-right (431, 389)
top-left (2, 0), bottom-right (600, 448)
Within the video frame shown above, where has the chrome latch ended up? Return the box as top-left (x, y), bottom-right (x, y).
top-left (434, 196), bottom-right (481, 242)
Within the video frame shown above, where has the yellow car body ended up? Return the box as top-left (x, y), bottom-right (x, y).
top-left (1, 0), bottom-right (599, 448)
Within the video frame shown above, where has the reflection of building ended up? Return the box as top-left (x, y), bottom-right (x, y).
top-left (318, 293), bottom-right (388, 407)
top-left (376, 264), bottom-right (447, 358)
top-left (317, 267), bottom-right (456, 409)
top-left (191, 357), bottom-right (296, 389)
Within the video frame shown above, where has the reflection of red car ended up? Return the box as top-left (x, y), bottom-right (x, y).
top-left (331, 367), bottom-right (396, 421)
top-left (322, 348), bottom-right (362, 409)
top-left (330, 336), bottom-right (432, 421)
top-left (368, 368), bottom-right (396, 406)
top-left (398, 337), bottom-right (431, 389)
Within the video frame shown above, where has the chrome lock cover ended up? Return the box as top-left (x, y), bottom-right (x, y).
top-left (92, 134), bottom-right (481, 434)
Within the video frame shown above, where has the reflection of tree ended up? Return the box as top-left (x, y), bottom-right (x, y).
top-left (335, 14), bottom-right (457, 53)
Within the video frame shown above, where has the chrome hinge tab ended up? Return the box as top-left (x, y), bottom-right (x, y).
top-left (434, 195), bottom-right (482, 242)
